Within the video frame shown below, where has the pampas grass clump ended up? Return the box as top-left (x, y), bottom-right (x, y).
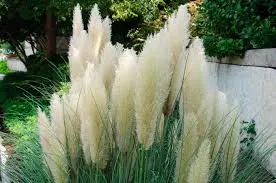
top-left (6, 3), bottom-right (275, 183)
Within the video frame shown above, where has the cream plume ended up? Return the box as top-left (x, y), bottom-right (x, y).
top-left (111, 49), bottom-right (137, 152)
top-left (38, 95), bottom-right (68, 183)
top-left (100, 42), bottom-right (123, 98)
top-left (88, 4), bottom-right (111, 65)
top-left (175, 113), bottom-right (199, 183)
top-left (63, 93), bottom-right (81, 170)
top-left (68, 5), bottom-right (89, 82)
top-left (79, 63), bottom-right (112, 168)
top-left (167, 4), bottom-right (191, 66)
top-left (183, 38), bottom-right (210, 114)
top-left (188, 139), bottom-right (211, 183)
top-left (135, 30), bottom-right (172, 149)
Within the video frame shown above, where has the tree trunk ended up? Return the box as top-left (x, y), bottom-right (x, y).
top-left (45, 8), bottom-right (56, 57)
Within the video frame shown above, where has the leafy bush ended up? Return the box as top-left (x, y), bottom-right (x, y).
top-left (195, 0), bottom-right (276, 57)
top-left (3, 99), bottom-right (37, 136)
top-left (0, 61), bottom-right (12, 74)
top-left (111, 0), bottom-right (188, 51)
top-left (241, 119), bottom-right (257, 151)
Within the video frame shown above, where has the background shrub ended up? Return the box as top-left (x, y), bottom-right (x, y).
top-left (195, 0), bottom-right (276, 57)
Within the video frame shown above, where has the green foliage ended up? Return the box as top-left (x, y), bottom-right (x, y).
top-left (195, 0), bottom-right (276, 57)
top-left (1, 98), bottom-right (48, 153)
top-left (3, 99), bottom-right (37, 137)
top-left (0, 61), bottom-right (11, 74)
top-left (241, 120), bottom-right (257, 150)
top-left (112, 0), bottom-right (187, 51)
top-left (111, 0), bottom-right (163, 21)
top-left (0, 0), bottom-right (187, 56)
top-left (0, 42), bottom-right (13, 51)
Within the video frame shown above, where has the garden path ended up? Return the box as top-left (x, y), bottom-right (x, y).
top-left (0, 74), bottom-right (4, 81)
top-left (0, 137), bottom-right (10, 183)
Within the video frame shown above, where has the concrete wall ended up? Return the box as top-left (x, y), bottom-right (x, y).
top-left (206, 48), bottom-right (276, 175)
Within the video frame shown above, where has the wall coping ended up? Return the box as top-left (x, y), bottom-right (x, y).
top-left (207, 48), bottom-right (276, 68)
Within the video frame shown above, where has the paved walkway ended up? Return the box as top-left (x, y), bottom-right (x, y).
top-left (7, 59), bottom-right (27, 72)
top-left (0, 74), bottom-right (4, 81)
top-left (0, 59), bottom-right (27, 81)
top-left (0, 137), bottom-right (10, 183)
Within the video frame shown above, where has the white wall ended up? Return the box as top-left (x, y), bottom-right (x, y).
top-left (206, 49), bottom-right (276, 175)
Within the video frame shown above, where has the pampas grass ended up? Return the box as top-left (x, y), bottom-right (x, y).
top-left (79, 64), bottom-right (112, 168)
top-left (69, 5), bottom-right (89, 82)
top-left (135, 30), bottom-right (172, 149)
top-left (183, 38), bottom-right (210, 114)
top-left (167, 5), bottom-right (191, 66)
top-left (111, 49), bottom-right (137, 153)
top-left (100, 42), bottom-right (123, 98)
top-left (5, 3), bottom-right (276, 183)
top-left (38, 96), bottom-right (68, 183)
top-left (62, 93), bottom-right (81, 170)
top-left (188, 139), bottom-right (211, 183)
top-left (175, 113), bottom-right (199, 183)
top-left (88, 4), bottom-right (111, 65)
top-left (165, 4), bottom-right (191, 115)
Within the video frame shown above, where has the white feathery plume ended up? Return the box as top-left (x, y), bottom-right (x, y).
top-left (69, 5), bottom-right (89, 82)
top-left (38, 105), bottom-right (67, 183)
top-left (50, 94), bottom-right (66, 146)
top-left (188, 139), bottom-right (211, 183)
top-left (183, 38), bottom-right (210, 115)
top-left (175, 113), bottom-right (199, 183)
top-left (88, 4), bottom-right (111, 65)
top-left (100, 42), bottom-right (123, 98)
top-left (167, 4), bottom-right (191, 67)
top-left (79, 63), bottom-right (112, 168)
top-left (80, 115), bottom-right (91, 164)
top-left (194, 93), bottom-right (214, 138)
top-left (38, 108), bottom-right (51, 159)
top-left (72, 4), bottom-right (84, 40)
top-left (165, 44), bottom-right (189, 115)
top-left (165, 5), bottom-right (191, 116)
top-left (135, 30), bottom-right (172, 149)
top-left (69, 30), bottom-right (89, 82)
top-left (63, 93), bottom-right (81, 170)
top-left (102, 17), bottom-right (112, 49)
top-left (111, 49), bottom-right (137, 153)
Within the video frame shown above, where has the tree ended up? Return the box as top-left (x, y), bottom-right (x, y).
top-left (0, 0), bottom-right (186, 63)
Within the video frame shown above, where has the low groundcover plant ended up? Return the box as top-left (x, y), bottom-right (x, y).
top-left (4, 3), bottom-right (276, 183)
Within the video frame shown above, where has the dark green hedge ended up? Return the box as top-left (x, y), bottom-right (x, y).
top-left (195, 0), bottom-right (276, 57)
